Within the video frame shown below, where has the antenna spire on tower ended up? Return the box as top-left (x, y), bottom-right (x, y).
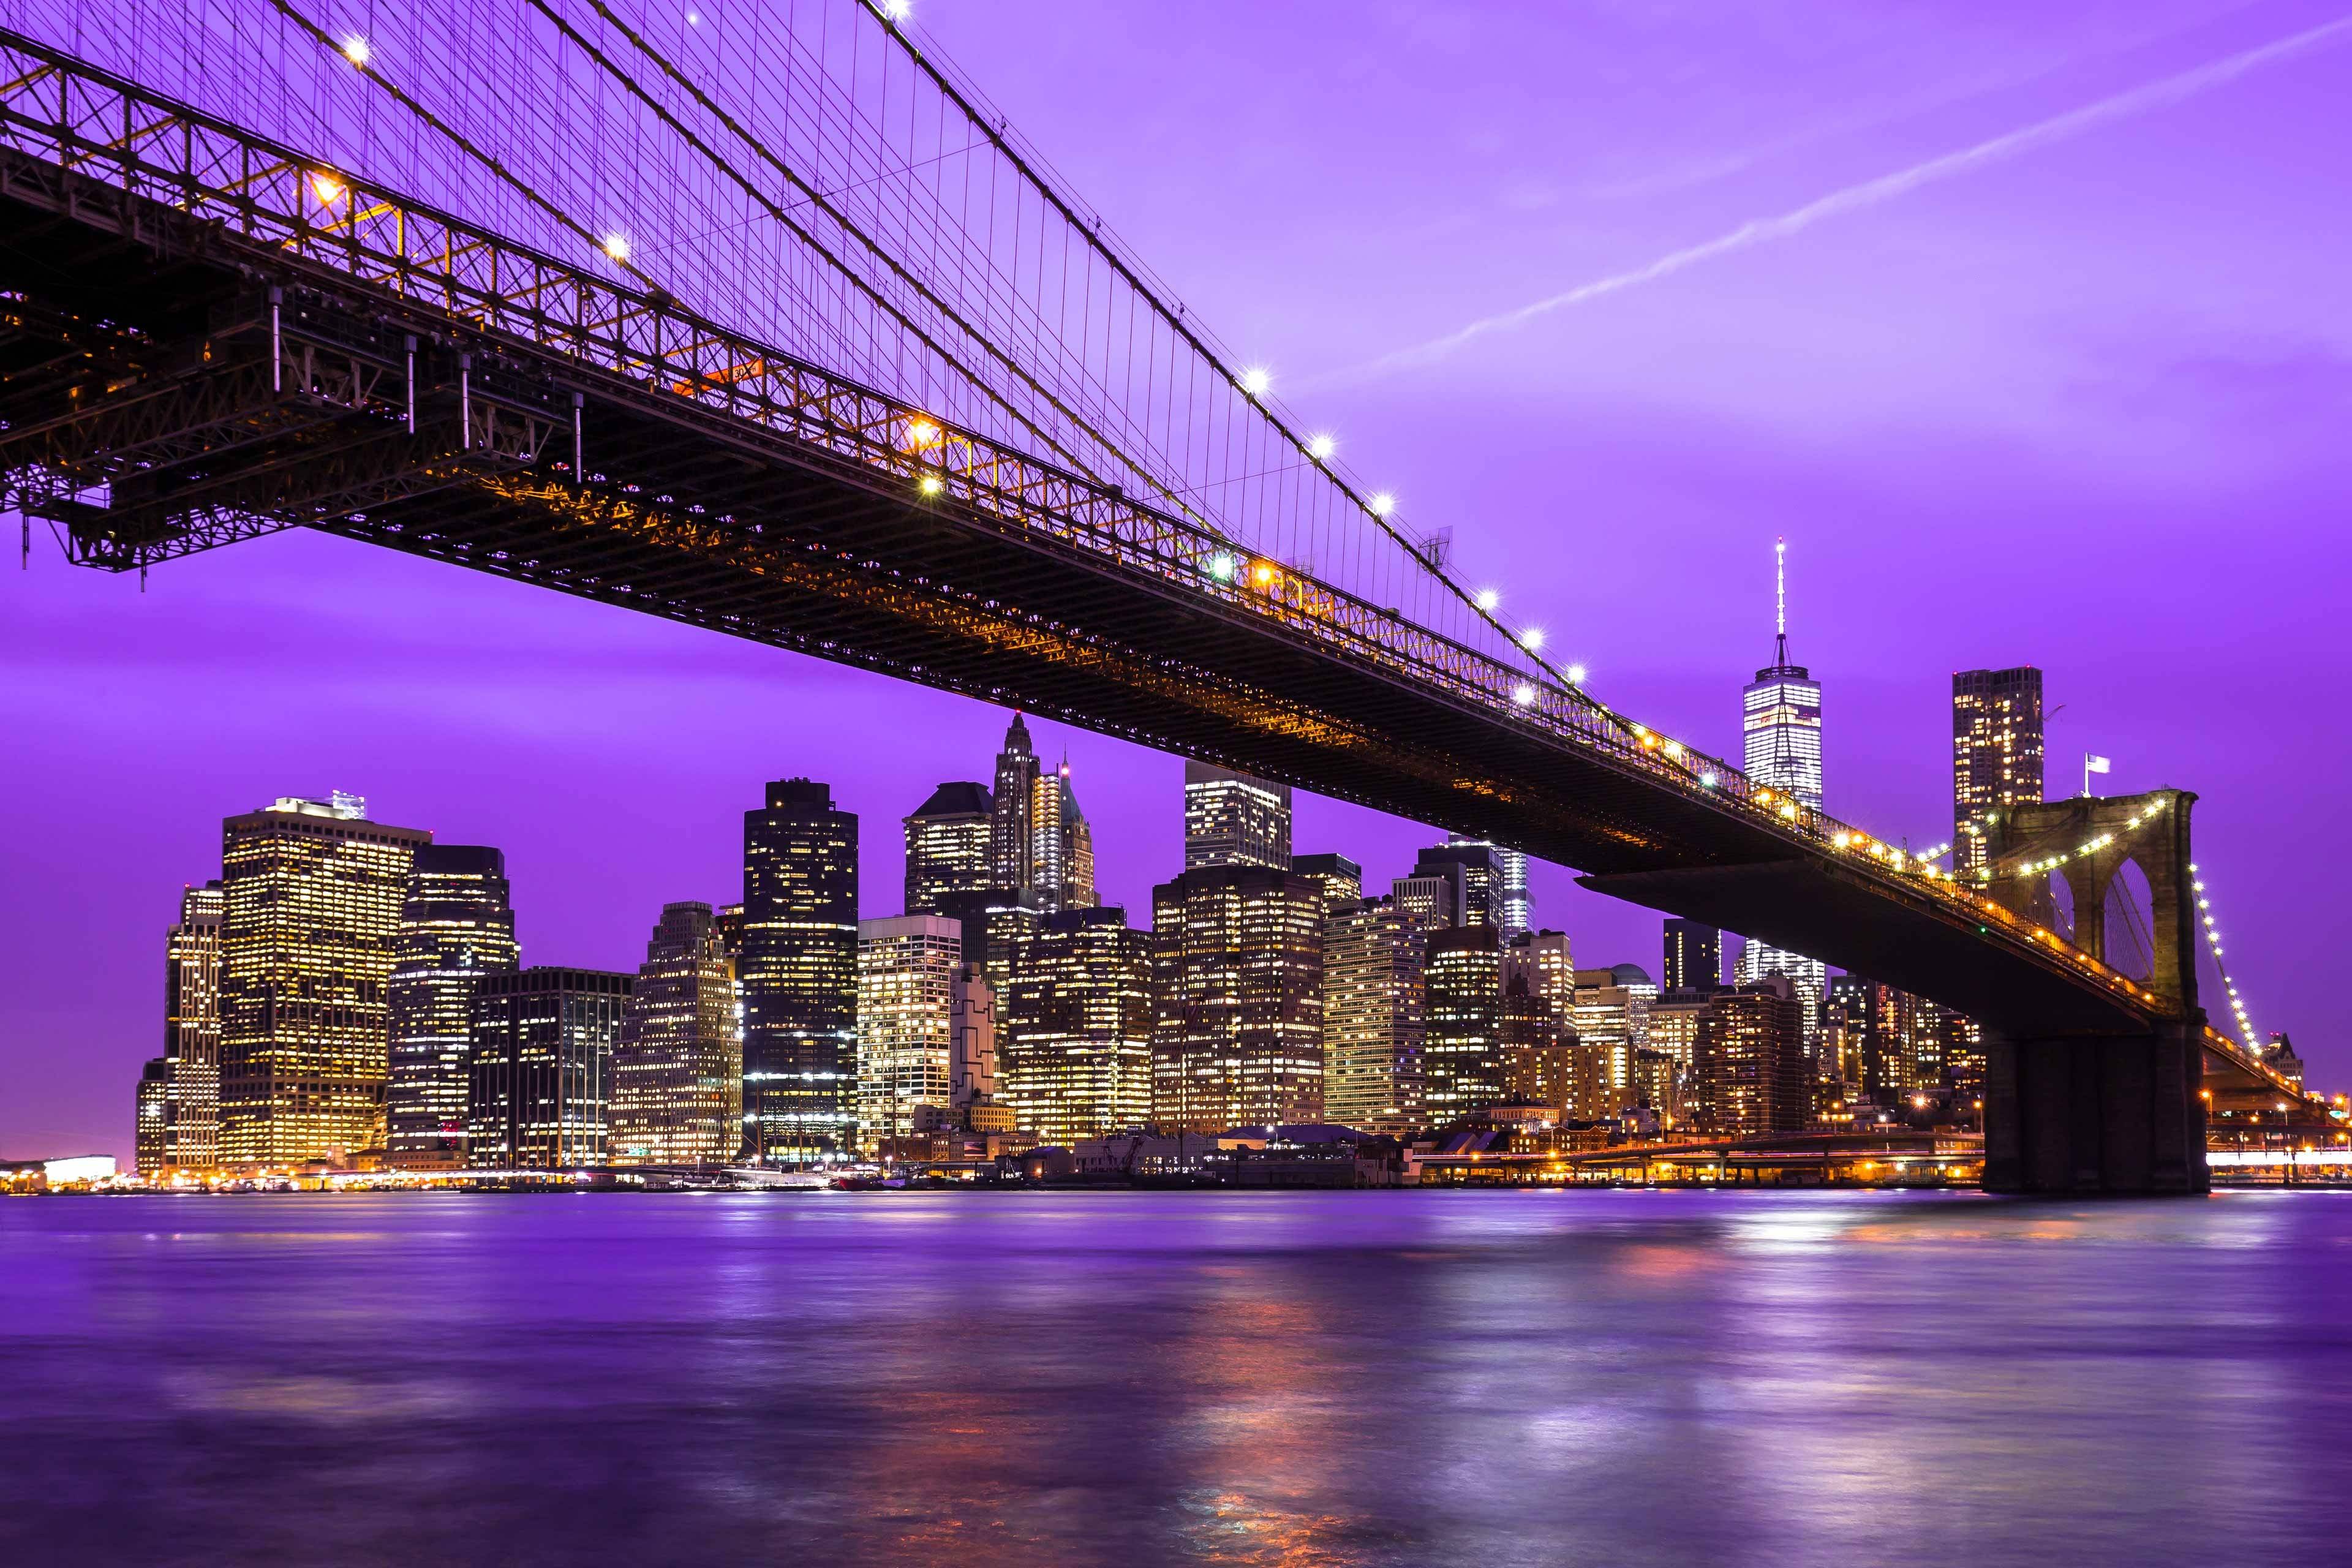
top-left (1773, 537), bottom-right (1790, 665)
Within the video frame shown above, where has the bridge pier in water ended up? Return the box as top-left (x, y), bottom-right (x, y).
top-left (1980, 1022), bottom-right (2209, 1194)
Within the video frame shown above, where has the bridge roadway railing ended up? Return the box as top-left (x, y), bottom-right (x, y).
top-left (0, 30), bottom-right (2293, 1084)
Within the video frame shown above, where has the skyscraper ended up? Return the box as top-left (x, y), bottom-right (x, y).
top-left (1033, 758), bottom-right (1098, 913)
top-left (387, 845), bottom-right (518, 1161)
top-left (1502, 929), bottom-right (1575, 1014)
top-left (1408, 842), bottom-right (1503, 929)
top-left (1321, 896), bottom-right (1427, 1136)
top-left (854, 914), bottom-right (963, 1153)
top-left (1953, 666), bottom-right (2045, 873)
top-left (990, 715), bottom-right (1042, 891)
top-left (998, 906), bottom-right (1155, 1144)
top-left (134, 1058), bottom-right (171, 1177)
top-left (741, 778), bottom-right (859, 1166)
top-left (1423, 925), bottom-right (1504, 1125)
top-left (217, 795), bottom-right (431, 1165)
top-left (467, 967), bottom-right (630, 1169)
top-left (1693, 978), bottom-right (1808, 1137)
top-left (1572, 963), bottom-right (1656, 1099)
top-left (903, 781), bottom-right (995, 915)
top-left (1446, 834), bottom-right (1531, 940)
top-left (1660, 919), bottom-right (1722, 994)
top-left (1290, 853), bottom-right (1363, 914)
top-left (611, 901), bottom-right (742, 1165)
top-left (1499, 973), bottom-right (1574, 1110)
top-left (1738, 540), bottom-right (1828, 1035)
top-left (155, 880), bottom-right (224, 1170)
top-left (1150, 862), bottom-right (1324, 1131)
top-left (948, 961), bottom-right (1007, 1128)
top-left (1182, 761), bottom-right (1292, 870)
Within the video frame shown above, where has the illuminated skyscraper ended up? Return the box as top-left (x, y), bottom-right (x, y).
top-left (903, 782), bottom-right (995, 915)
top-left (1693, 978), bottom-right (1808, 1137)
top-left (387, 846), bottom-right (518, 1161)
top-left (1660, 919), bottom-right (1721, 994)
top-left (1290, 853), bottom-right (1363, 914)
top-left (611, 901), bottom-right (742, 1165)
top-left (1182, 761), bottom-right (1292, 871)
top-left (948, 961), bottom-right (1006, 1126)
top-left (990, 715), bottom-right (1042, 891)
top-left (154, 880), bottom-right (224, 1170)
top-left (1738, 540), bottom-right (1828, 1031)
top-left (1423, 925), bottom-right (1504, 1125)
top-left (467, 967), bottom-right (629, 1169)
top-left (1572, 963), bottom-right (1656, 1098)
top-left (1031, 759), bottom-right (1098, 913)
top-left (998, 907), bottom-right (1155, 1144)
top-left (1150, 864), bottom-right (1323, 1131)
top-left (134, 1058), bottom-right (170, 1176)
top-left (1499, 973), bottom-right (1573, 1110)
top-left (1408, 842), bottom-right (1502, 930)
top-left (1502, 929), bottom-right (1575, 1014)
top-left (1321, 896), bottom-right (1427, 1135)
top-left (1446, 834), bottom-right (1531, 940)
top-left (1953, 666), bottom-right (2045, 873)
top-left (741, 778), bottom-right (859, 1165)
top-left (854, 914), bottom-right (963, 1153)
top-left (217, 794), bottom-right (431, 1165)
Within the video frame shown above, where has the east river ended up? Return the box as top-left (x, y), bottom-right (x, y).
top-left (4, 1189), bottom-right (2348, 1565)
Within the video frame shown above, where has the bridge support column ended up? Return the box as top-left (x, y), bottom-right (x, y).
top-left (1981, 1022), bottom-right (2208, 1194)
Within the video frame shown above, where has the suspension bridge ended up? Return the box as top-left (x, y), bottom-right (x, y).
top-left (0, 1), bottom-right (2316, 1191)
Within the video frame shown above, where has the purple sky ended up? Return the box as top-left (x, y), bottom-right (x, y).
top-left (6, 0), bottom-right (2350, 1160)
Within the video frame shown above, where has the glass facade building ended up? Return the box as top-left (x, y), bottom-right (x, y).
top-left (989, 714), bottom-right (1042, 892)
top-left (467, 967), bottom-right (630, 1169)
top-left (1660, 919), bottom-right (1721, 994)
top-left (1150, 863), bottom-right (1324, 1131)
top-left (1423, 925), bottom-right (1504, 1125)
top-left (854, 914), bottom-right (963, 1153)
top-left (611, 901), bottom-right (742, 1165)
top-left (387, 845), bottom-right (518, 1160)
top-left (1445, 835), bottom-right (1531, 941)
top-left (1953, 666), bottom-right (2045, 873)
top-left (998, 906), bottom-right (1155, 1145)
top-left (1321, 897), bottom-right (1427, 1136)
top-left (1182, 761), bottom-right (1292, 871)
top-left (155, 880), bottom-right (224, 1170)
top-left (217, 796), bottom-right (431, 1165)
top-left (741, 778), bottom-right (859, 1166)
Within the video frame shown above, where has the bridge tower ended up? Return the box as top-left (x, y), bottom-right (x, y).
top-left (1979, 790), bottom-right (2207, 1194)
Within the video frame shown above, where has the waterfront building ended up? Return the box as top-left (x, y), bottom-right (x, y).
top-left (903, 782), bottom-right (994, 915)
top-left (1571, 964), bottom-right (1656, 1098)
top-left (1423, 925), bottom-right (1504, 1125)
top-left (134, 1058), bottom-right (170, 1175)
top-left (1446, 834), bottom-right (1531, 940)
top-left (1182, 761), bottom-right (1292, 870)
top-left (611, 902), bottom-right (742, 1165)
top-left (1693, 977), bottom-right (1808, 1137)
top-left (1291, 853), bottom-right (1363, 914)
top-left (1660, 919), bottom-right (1721, 994)
top-left (386, 846), bottom-right (518, 1161)
top-left (741, 778), bottom-right (859, 1166)
top-left (467, 967), bottom-right (630, 1169)
top-left (998, 906), bottom-right (1155, 1144)
top-left (154, 880), bottom-right (224, 1170)
top-left (1499, 973), bottom-right (1572, 1111)
top-left (1954, 666), bottom-right (2045, 874)
top-left (854, 915), bottom-right (963, 1154)
top-left (990, 715), bottom-right (1042, 892)
top-left (1150, 863), bottom-right (1323, 1131)
top-left (1321, 896), bottom-right (1427, 1136)
top-left (217, 794), bottom-right (431, 1165)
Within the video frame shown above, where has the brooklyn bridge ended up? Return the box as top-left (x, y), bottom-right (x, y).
top-left (0, 0), bottom-right (2314, 1191)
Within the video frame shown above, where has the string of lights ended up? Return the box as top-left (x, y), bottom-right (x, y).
top-left (2188, 863), bottom-right (2261, 1050)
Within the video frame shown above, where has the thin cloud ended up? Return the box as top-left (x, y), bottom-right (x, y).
top-left (1318, 15), bottom-right (2352, 387)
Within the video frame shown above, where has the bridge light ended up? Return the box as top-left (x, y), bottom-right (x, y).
top-left (342, 34), bottom-right (371, 66)
top-left (311, 173), bottom-right (347, 204)
top-left (1519, 627), bottom-right (1545, 650)
top-left (603, 232), bottom-right (632, 263)
top-left (1206, 552), bottom-right (1236, 581)
top-left (1240, 366), bottom-right (1272, 397)
top-left (1699, 771), bottom-right (1719, 788)
top-left (905, 417), bottom-right (941, 447)
top-left (1663, 741), bottom-right (1685, 760)
top-left (881, 0), bottom-right (913, 19)
top-left (1474, 588), bottom-right (1500, 612)
top-left (1777, 802), bottom-right (1798, 821)
top-left (1566, 663), bottom-right (1588, 685)
top-left (1512, 684), bottom-right (1536, 706)
top-left (1251, 561), bottom-right (1277, 587)
top-left (1308, 433), bottom-right (1335, 461)
top-left (1368, 492), bottom-right (1396, 516)
top-left (1833, 832), bottom-right (1851, 848)
top-left (917, 474), bottom-right (944, 496)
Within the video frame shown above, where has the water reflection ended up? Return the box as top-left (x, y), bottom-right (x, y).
top-left (3, 1191), bottom-right (2349, 1566)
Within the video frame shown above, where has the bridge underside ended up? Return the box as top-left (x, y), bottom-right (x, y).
top-left (0, 140), bottom-right (2242, 1193)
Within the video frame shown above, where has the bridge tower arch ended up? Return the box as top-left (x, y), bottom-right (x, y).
top-left (1977, 790), bottom-right (2207, 1194)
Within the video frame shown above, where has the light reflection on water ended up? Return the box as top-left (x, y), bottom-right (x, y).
top-left (4, 1189), bottom-right (2350, 1566)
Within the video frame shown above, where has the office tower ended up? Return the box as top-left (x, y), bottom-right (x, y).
top-left (1572, 963), bottom-right (1656, 1098)
top-left (217, 795), bottom-right (431, 1165)
top-left (611, 902), bottom-right (742, 1166)
top-left (948, 961), bottom-right (1009, 1128)
top-left (903, 782), bottom-right (995, 915)
top-left (1660, 919), bottom-right (1721, 993)
top-left (1392, 859), bottom-right (1463, 927)
top-left (998, 907), bottom-right (1155, 1144)
top-left (1033, 759), bottom-right (1098, 913)
top-left (1502, 929), bottom-right (1575, 1013)
top-left (1953, 666), bottom-right (2045, 873)
top-left (387, 846), bottom-right (519, 1161)
top-left (156, 880), bottom-right (224, 1170)
top-left (1825, 975), bottom-right (1935, 1109)
top-left (134, 1058), bottom-right (170, 1176)
top-left (1447, 834), bottom-right (1531, 940)
top-left (1321, 896), bottom-right (1427, 1136)
top-left (741, 778), bottom-right (859, 1166)
top-left (990, 715), bottom-right (1042, 891)
top-left (1408, 842), bottom-right (1502, 929)
top-left (1499, 973), bottom-right (1571, 1110)
top-left (854, 914), bottom-right (963, 1153)
top-left (1629, 1049), bottom-right (1685, 1126)
top-left (1182, 761), bottom-right (1292, 870)
top-left (937, 885), bottom-right (1047, 981)
top-left (467, 967), bottom-right (630, 1169)
top-left (1693, 978), bottom-right (1807, 1137)
top-left (1738, 541), bottom-right (1829, 1027)
top-left (1422, 925), bottom-right (1504, 1124)
top-left (1150, 863), bottom-right (1324, 1131)
top-left (1291, 853), bottom-right (1363, 914)
top-left (1646, 990), bottom-right (1710, 1077)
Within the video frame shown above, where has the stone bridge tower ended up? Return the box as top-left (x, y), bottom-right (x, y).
top-left (1977, 789), bottom-right (2206, 1193)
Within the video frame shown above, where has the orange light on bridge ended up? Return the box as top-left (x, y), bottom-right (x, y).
top-left (1251, 562), bottom-right (1277, 587)
top-left (917, 474), bottom-right (943, 496)
top-left (311, 172), bottom-right (346, 203)
top-left (905, 417), bottom-right (941, 448)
